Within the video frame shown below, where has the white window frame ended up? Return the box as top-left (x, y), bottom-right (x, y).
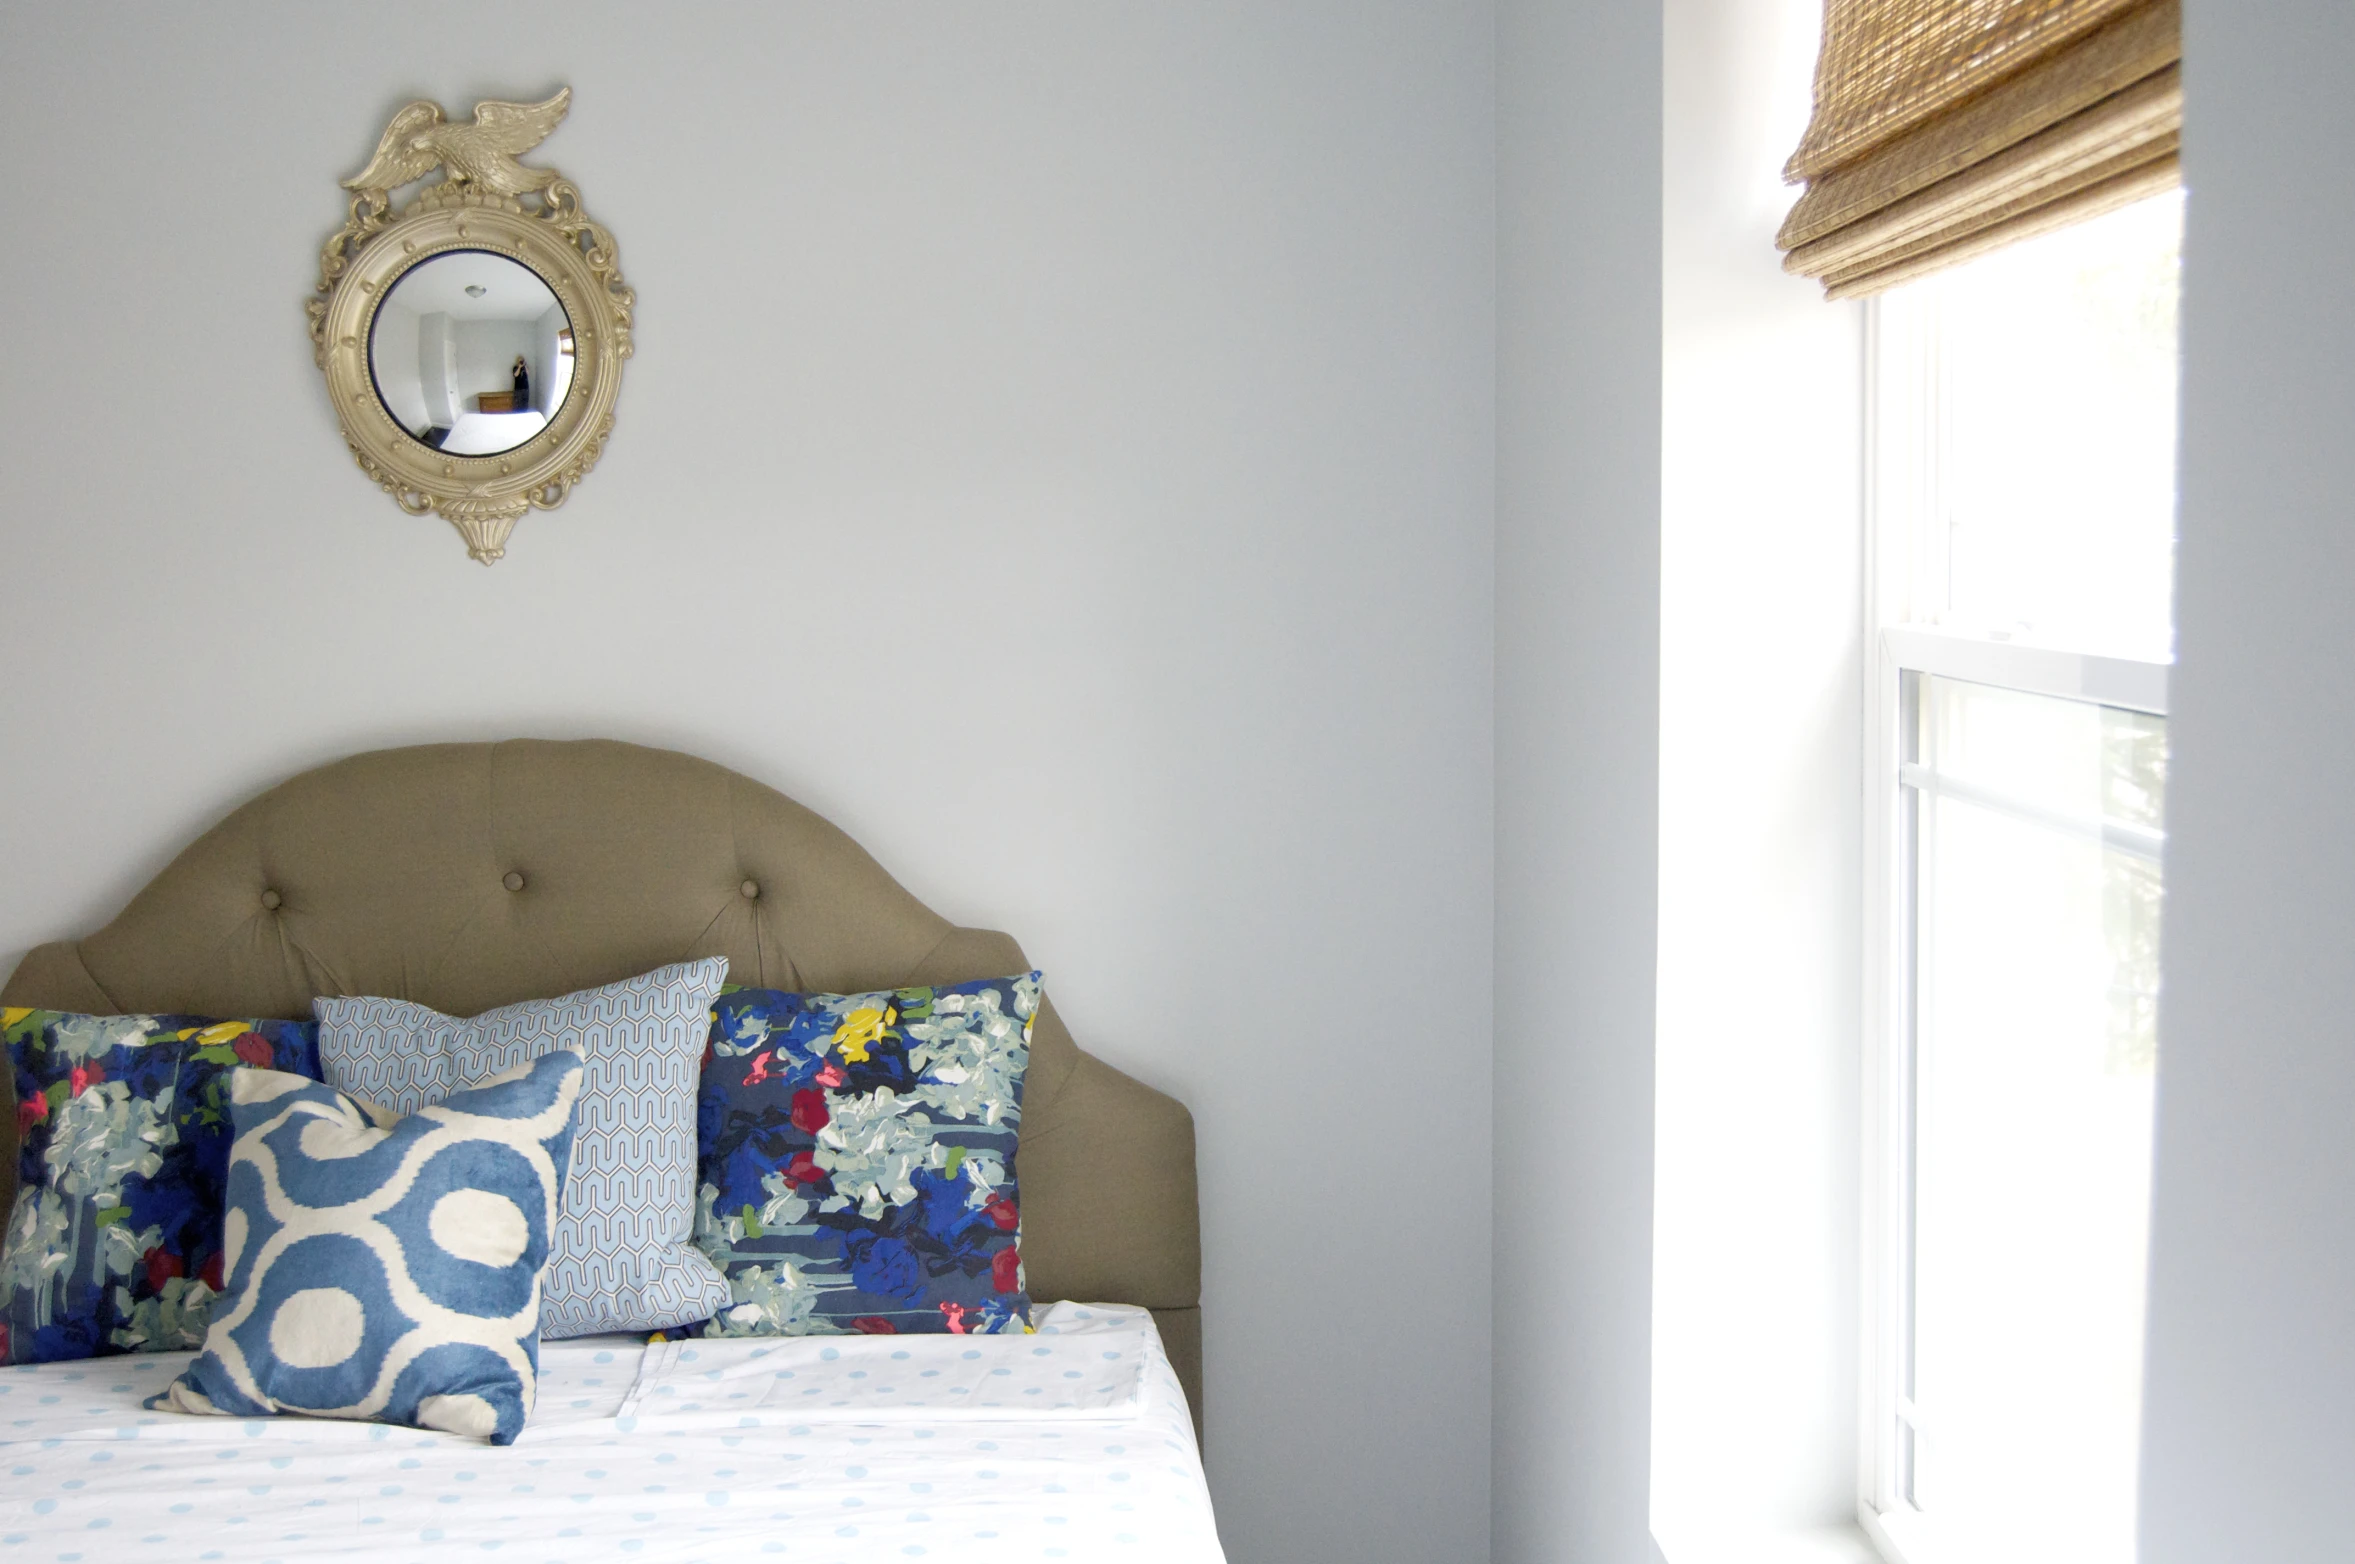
top-left (1854, 295), bottom-right (2172, 1564)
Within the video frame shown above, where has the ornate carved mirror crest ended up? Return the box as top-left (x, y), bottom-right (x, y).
top-left (310, 87), bottom-right (632, 564)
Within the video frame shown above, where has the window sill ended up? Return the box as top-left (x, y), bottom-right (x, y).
top-left (1652, 1520), bottom-right (1883, 1564)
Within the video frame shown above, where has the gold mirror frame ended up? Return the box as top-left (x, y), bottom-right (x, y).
top-left (309, 88), bottom-right (633, 564)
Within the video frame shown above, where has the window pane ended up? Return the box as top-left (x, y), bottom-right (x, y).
top-left (1908, 675), bottom-right (2161, 1564)
top-left (1882, 192), bottom-right (2182, 659)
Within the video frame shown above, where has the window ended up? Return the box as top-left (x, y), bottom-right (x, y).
top-left (1861, 190), bottom-right (2181, 1564)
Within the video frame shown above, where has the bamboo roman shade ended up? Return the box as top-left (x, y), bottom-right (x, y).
top-left (1778, 0), bottom-right (2180, 299)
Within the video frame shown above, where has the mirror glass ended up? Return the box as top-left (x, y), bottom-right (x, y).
top-left (369, 250), bottom-right (576, 457)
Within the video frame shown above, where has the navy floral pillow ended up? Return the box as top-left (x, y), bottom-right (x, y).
top-left (3, 1008), bottom-right (320, 1365)
top-left (693, 974), bottom-right (1038, 1336)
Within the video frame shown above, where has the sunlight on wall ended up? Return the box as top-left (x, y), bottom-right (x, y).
top-left (1654, 0), bottom-right (1871, 1556)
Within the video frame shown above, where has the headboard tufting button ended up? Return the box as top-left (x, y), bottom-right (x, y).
top-left (503, 871), bottom-right (526, 892)
top-left (740, 879), bottom-right (760, 900)
top-left (259, 889), bottom-right (282, 911)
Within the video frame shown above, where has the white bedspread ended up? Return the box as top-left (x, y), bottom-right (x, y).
top-left (439, 410), bottom-right (548, 456)
top-left (0, 1302), bottom-right (1222, 1564)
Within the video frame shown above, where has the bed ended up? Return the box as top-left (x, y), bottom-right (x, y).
top-left (0, 739), bottom-right (1213, 1562)
top-left (437, 409), bottom-right (551, 456)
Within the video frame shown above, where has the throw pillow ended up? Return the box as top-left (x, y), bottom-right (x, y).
top-left (315, 959), bottom-right (732, 1337)
top-left (2, 1008), bottom-right (320, 1365)
top-left (149, 1052), bottom-right (584, 1444)
top-left (694, 972), bottom-right (1039, 1337)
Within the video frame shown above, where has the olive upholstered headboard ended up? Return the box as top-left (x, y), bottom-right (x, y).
top-left (0, 738), bottom-right (1202, 1423)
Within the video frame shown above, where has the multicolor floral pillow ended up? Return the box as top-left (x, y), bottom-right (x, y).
top-left (694, 973), bottom-right (1039, 1337)
top-left (2, 1008), bottom-right (321, 1365)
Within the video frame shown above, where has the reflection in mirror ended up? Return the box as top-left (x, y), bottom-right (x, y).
top-left (369, 250), bottom-right (576, 458)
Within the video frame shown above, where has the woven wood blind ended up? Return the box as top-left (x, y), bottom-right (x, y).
top-left (1778, 0), bottom-right (2180, 299)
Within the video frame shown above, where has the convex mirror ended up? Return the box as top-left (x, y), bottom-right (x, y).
top-left (371, 251), bottom-right (576, 458)
top-left (310, 87), bottom-right (632, 563)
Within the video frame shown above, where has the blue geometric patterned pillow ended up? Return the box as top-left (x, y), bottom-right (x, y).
top-left (694, 973), bottom-right (1038, 1337)
top-left (2, 1008), bottom-right (320, 1366)
top-left (149, 1052), bottom-right (583, 1445)
top-left (315, 959), bottom-right (732, 1338)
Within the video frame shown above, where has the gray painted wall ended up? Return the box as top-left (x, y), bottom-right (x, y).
top-left (2139, 4), bottom-right (2355, 1560)
top-left (0, 7), bottom-right (1495, 1561)
top-left (1495, 2), bottom-right (1661, 1562)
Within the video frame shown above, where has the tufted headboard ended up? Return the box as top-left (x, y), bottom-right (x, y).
top-left (0, 739), bottom-right (1202, 1424)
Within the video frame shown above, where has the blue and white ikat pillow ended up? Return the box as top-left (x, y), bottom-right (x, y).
top-left (149, 1052), bottom-right (584, 1445)
top-left (315, 959), bottom-right (733, 1338)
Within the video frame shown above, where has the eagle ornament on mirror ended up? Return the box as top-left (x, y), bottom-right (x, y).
top-left (310, 88), bottom-right (634, 564)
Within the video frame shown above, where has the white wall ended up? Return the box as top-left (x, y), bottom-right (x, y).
top-left (2138, 4), bottom-right (2355, 1560)
top-left (1653, 0), bottom-right (1868, 1556)
top-left (532, 304), bottom-right (568, 418)
top-left (421, 310), bottom-right (459, 426)
top-left (1495, 3), bottom-right (1661, 1562)
top-left (0, 7), bottom-right (1496, 1562)
top-left (451, 319), bottom-right (537, 411)
top-left (371, 297), bottom-right (432, 435)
